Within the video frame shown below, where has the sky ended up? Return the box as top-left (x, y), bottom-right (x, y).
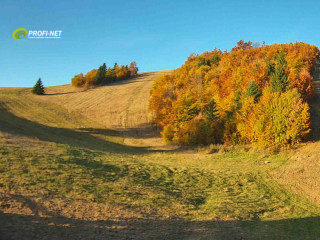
top-left (1, 0), bottom-right (319, 87)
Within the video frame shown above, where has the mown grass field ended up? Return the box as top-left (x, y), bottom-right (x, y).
top-left (1, 72), bottom-right (320, 240)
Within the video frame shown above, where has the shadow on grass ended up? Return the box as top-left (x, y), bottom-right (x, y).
top-left (59, 148), bottom-right (130, 182)
top-left (42, 72), bottom-right (163, 96)
top-left (107, 72), bottom-right (156, 86)
top-left (83, 72), bottom-right (160, 91)
top-left (0, 210), bottom-right (320, 240)
top-left (0, 105), bottom-right (155, 155)
top-left (308, 94), bottom-right (320, 141)
top-left (80, 122), bottom-right (161, 140)
top-left (45, 91), bottom-right (75, 96)
top-left (309, 60), bottom-right (320, 141)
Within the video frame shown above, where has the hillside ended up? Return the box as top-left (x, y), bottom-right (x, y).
top-left (0, 71), bottom-right (320, 239)
top-left (41, 71), bottom-right (172, 148)
top-left (271, 60), bottom-right (320, 205)
top-left (150, 42), bottom-right (319, 148)
top-left (43, 71), bottom-right (171, 128)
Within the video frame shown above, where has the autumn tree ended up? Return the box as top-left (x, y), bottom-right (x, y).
top-left (71, 73), bottom-right (85, 87)
top-left (237, 88), bottom-right (310, 149)
top-left (71, 61), bottom-right (137, 88)
top-left (84, 69), bottom-right (98, 87)
top-left (150, 41), bottom-right (319, 147)
top-left (231, 40), bottom-right (253, 51)
top-left (116, 65), bottom-right (130, 80)
top-left (129, 61), bottom-right (139, 76)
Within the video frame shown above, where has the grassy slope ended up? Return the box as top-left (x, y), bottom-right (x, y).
top-left (0, 72), bottom-right (320, 239)
top-left (41, 71), bottom-right (172, 148)
top-left (41, 72), bottom-right (170, 128)
top-left (271, 60), bottom-right (320, 206)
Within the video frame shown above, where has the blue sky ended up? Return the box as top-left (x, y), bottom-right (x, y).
top-left (1, 0), bottom-right (319, 87)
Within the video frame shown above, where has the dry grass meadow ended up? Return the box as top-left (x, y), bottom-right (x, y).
top-left (0, 71), bottom-right (320, 239)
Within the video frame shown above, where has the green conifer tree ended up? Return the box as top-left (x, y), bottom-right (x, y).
top-left (270, 51), bottom-right (288, 93)
top-left (32, 78), bottom-right (45, 95)
top-left (113, 62), bottom-right (118, 70)
top-left (270, 64), bottom-right (288, 93)
top-left (266, 59), bottom-right (275, 76)
top-left (245, 80), bottom-right (261, 102)
top-left (105, 67), bottom-right (116, 82)
top-left (96, 63), bottom-right (107, 84)
top-left (210, 54), bottom-right (221, 66)
top-left (204, 99), bottom-right (219, 120)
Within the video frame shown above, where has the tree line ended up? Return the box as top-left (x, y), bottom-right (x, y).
top-left (150, 41), bottom-right (319, 149)
top-left (71, 61), bottom-right (138, 88)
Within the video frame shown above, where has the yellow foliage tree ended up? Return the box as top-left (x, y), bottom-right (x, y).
top-left (150, 41), bottom-right (317, 147)
top-left (71, 73), bottom-right (85, 87)
top-left (237, 88), bottom-right (310, 149)
top-left (84, 69), bottom-right (98, 87)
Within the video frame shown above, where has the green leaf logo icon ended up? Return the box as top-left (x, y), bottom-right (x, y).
top-left (13, 28), bottom-right (27, 40)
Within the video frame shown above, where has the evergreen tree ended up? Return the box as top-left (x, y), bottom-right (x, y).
top-left (245, 80), bottom-right (261, 102)
top-left (198, 57), bottom-right (211, 67)
top-left (105, 67), bottom-right (116, 82)
top-left (274, 51), bottom-right (287, 66)
top-left (32, 78), bottom-right (45, 95)
top-left (96, 63), bottom-right (107, 84)
top-left (266, 59), bottom-right (275, 76)
top-left (106, 68), bottom-right (116, 82)
top-left (204, 99), bottom-right (219, 120)
top-left (113, 62), bottom-right (118, 71)
top-left (270, 52), bottom-right (288, 93)
top-left (210, 54), bottom-right (221, 66)
top-left (225, 92), bottom-right (242, 122)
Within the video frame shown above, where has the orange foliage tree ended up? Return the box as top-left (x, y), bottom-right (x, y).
top-left (71, 61), bottom-right (138, 88)
top-left (150, 41), bottom-right (319, 149)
